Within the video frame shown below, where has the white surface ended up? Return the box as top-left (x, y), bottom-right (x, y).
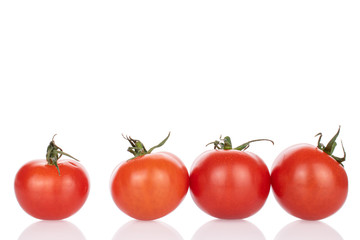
top-left (0, 0), bottom-right (359, 239)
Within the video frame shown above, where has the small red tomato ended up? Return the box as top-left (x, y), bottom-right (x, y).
top-left (271, 127), bottom-right (348, 220)
top-left (110, 133), bottom-right (189, 220)
top-left (14, 135), bottom-right (90, 220)
top-left (190, 136), bottom-right (272, 219)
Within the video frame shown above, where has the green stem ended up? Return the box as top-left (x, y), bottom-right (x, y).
top-left (46, 134), bottom-right (80, 175)
top-left (315, 126), bottom-right (346, 166)
top-left (207, 136), bottom-right (274, 151)
top-left (123, 132), bottom-right (171, 159)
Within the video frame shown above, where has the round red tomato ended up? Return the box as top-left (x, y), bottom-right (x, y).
top-left (14, 136), bottom-right (90, 220)
top-left (110, 133), bottom-right (189, 220)
top-left (271, 127), bottom-right (348, 220)
top-left (190, 136), bottom-right (272, 219)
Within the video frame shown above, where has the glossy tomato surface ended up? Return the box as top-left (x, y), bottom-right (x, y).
top-left (271, 144), bottom-right (348, 220)
top-left (110, 152), bottom-right (189, 220)
top-left (14, 159), bottom-right (90, 220)
top-left (190, 150), bottom-right (270, 219)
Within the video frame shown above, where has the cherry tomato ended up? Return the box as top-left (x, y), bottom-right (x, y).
top-left (271, 127), bottom-right (348, 220)
top-left (190, 136), bottom-right (272, 219)
top-left (110, 133), bottom-right (189, 220)
top-left (14, 135), bottom-right (90, 220)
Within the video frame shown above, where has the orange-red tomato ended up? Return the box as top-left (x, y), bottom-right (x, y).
top-left (190, 150), bottom-right (270, 219)
top-left (271, 144), bottom-right (348, 220)
top-left (111, 152), bottom-right (189, 220)
top-left (190, 136), bottom-right (272, 219)
top-left (14, 136), bottom-right (89, 220)
top-left (14, 159), bottom-right (89, 220)
top-left (271, 127), bottom-right (348, 220)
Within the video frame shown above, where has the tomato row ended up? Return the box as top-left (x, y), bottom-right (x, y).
top-left (14, 127), bottom-right (348, 221)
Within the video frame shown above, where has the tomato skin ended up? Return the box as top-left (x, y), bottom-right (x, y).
top-left (110, 152), bottom-right (189, 220)
top-left (271, 144), bottom-right (348, 220)
top-left (14, 159), bottom-right (90, 220)
top-left (190, 150), bottom-right (271, 219)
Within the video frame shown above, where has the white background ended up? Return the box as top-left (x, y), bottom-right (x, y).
top-left (0, 0), bottom-right (359, 239)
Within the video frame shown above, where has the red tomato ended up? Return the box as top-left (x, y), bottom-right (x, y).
top-left (190, 136), bottom-right (272, 219)
top-left (271, 127), bottom-right (348, 220)
top-left (110, 133), bottom-right (189, 220)
top-left (14, 136), bottom-right (89, 220)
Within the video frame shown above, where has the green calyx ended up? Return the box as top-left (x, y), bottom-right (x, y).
top-left (206, 136), bottom-right (274, 151)
top-left (46, 134), bottom-right (79, 175)
top-left (315, 126), bottom-right (346, 167)
top-left (123, 132), bottom-right (171, 159)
